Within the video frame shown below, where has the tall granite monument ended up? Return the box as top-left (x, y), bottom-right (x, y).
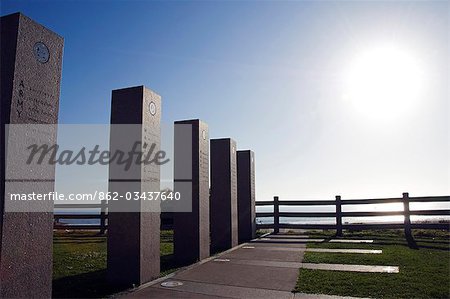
top-left (0, 13), bottom-right (63, 298)
top-left (210, 138), bottom-right (238, 252)
top-left (237, 150), bottom-right (256, 243)
top-left (107, 86), bottom-right (161, 286)
top-left (173, 119), bottom-right (210, 264)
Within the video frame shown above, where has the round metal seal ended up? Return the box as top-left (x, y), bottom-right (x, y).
top-left (33, 42), bottom-right (49, 63)
top-left (149, 101), bottom-right (156, 115)
top-left (161, 281), bottom-right (184, 288)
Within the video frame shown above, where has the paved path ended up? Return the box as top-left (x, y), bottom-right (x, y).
top-left (121, 234), bottom-right (364, 299)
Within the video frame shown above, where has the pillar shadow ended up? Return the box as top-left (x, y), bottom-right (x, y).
top-left (52, 270), bottom-right (127, 298)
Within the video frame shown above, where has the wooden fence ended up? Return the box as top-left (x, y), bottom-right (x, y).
top-left (256, 193), bottom-right (450, 239)
top-left (53, 202), bottom-right (173, 233)
top-left (54, 193), bottom-right (450, 240)
top-left (54, 203), bottom-right (107, 233)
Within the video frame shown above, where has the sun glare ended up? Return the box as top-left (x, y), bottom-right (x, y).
top-left (344, 45), bottom-right (425, 122)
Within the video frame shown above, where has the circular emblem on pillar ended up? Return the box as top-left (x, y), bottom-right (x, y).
top-left (33, 42), bottom-right (49, 63)
top-left (202, 130), bottom-right (206, 140)
top-left (149, 101), bottom-right (157, 115)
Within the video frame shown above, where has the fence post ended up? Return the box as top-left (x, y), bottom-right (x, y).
top-left (336, 195), bottom-right (342, 237)
top-left (403, 192), bottom-right (413, 242)
top-left (273, 196), bottom-right (279, 234)
top-left (100, 200), bottom-right (107, 234)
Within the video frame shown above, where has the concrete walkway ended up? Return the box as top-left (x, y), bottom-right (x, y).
top-left (121, 234), bottom-right (363, 299)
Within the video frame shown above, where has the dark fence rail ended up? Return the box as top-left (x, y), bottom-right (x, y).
top-left (54, 202), bottom-right (107, 232)
top-left (53, 202), bottom-right (173, 232)
top-left (54, 213), bottom-right (174, 232)
top-left (255, 193), bottom-right (450, 239)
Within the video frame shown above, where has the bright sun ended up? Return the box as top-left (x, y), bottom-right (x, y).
top-left (344, 45), bottom-right (424, 122)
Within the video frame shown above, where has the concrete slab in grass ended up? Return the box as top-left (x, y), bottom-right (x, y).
top-left (213, 259), bottom-right (398, 274)
top-left (266, 234), bottom-right (310, 239)
top-left (222, 247), bottom-right (304, 262)
top-left (329, 239), bottom-right (373, 243)
top-left (301, 263), bottom-right (398, 273)
top-left (306, 249), bottom-right (382, 254)
top-left (155, 280), bottom-right (295, 299)
top-left (226, 259), bottom-right (303, 269)
top-left (257, 238), bottom-right (325, 243)
top-left (174, 261), bottom-right (299, 291)
top-left (249, 242), bottom-right (307, 248)
top-left (251, 246), bottom-right (307, 252)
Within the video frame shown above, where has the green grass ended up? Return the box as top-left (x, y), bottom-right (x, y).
top-left (295, 229), bottom-right (450, 298)
top-left (53, 230), bottom-right (176, 298)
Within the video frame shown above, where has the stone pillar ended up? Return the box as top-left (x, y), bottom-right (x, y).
top-left (173, 119), bottom-right (210, 264)
top-left (0, 13), bottom-right (63, 298)
top-left (210, 138), bottom-right (238, 253)
top-left (237, 150), bottom-right (256, 243)
top-left (107, 86), bottom-right (161, 286)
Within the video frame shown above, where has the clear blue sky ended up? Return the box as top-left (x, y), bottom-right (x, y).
top-left (1, 1), bottom-right (448, 201)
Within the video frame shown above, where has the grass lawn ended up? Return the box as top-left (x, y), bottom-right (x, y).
top-left (53, 229), bottom-right (176, 298)
top-left (295, 229), bottom-right (450, 299)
